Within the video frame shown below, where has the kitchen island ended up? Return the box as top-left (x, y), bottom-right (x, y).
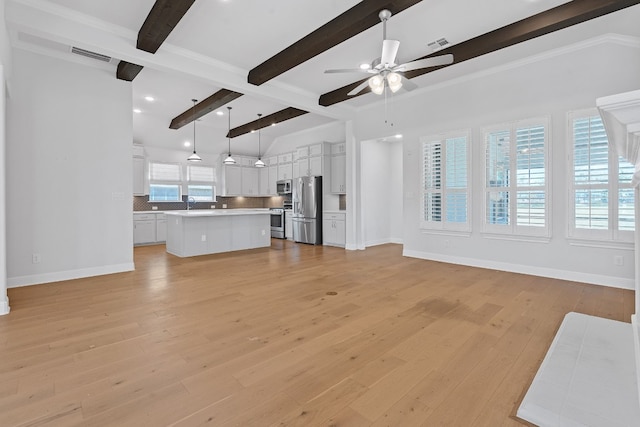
top-left (164, 209), bottom-right (271, 257)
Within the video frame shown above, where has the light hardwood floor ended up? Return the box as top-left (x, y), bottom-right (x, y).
top-left (0, 241), bottom-right (634, 426)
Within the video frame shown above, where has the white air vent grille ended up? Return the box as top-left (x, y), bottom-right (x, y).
top-left (70, 47), bottom-right (112, 63)
top-left (428, 38), bottom-right (450, 52)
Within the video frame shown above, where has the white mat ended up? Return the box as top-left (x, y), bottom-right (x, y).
top-left (517, 312), bottom-right (640, 426)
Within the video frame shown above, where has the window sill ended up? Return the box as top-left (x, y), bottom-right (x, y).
top-left (566, 238), bottom-right (634, 250)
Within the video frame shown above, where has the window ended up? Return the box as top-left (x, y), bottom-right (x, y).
top-left (421, 131), bottom-right (470, 232)
top-left (187, 165), bottom-right (216, 202)
top-left (483, 117), bottom-right (549, 237)
top-left (569, 110), bottom-right (634, 242)
top-left (149, 162), bottom-right (182, 202)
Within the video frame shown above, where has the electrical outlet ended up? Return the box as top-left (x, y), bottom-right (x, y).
top-left (152, 206), bottom-right (158, 210)
top-left (210, 205), bottom-right (215, 209)
top-left (32, 253), bottom-right (41, 264)
top-left (201, 234), bottom-right (206, 242)
top-left (262, 229), bottom-right (265, 235)
top-left (222, 204), bottom-right (227, 209)
top-left (614, 255), bottom-right (624, 266)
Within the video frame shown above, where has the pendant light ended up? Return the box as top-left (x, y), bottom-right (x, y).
top-left (255, 113), bottom-right (265, 168)
top-left (187, 99), bottom-right (202, 162)
top-left (223, 106), bottom-right (236, 165)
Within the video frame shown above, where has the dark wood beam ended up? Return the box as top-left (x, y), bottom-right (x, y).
top-left (169, 89), bottom-right (244, 129)
top-left (319, 0), bottom-right (640, 106)
top-left (137, 0), bottom-right (196, 54)
top-left (116, 61), bottom-right (144, 81)
top-left (247, 0), bottom-right (422, 86)
top-left (228, 107), bottom-right (308, 138)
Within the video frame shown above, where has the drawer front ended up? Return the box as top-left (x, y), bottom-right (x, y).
top-left (134, 214), bottom-right (156, 221)
top-left (324, 213), bottom-right (345, 221)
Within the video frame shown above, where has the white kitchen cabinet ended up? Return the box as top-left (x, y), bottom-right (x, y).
top-left (268, 166), bottom-right (278, 194)
top-left (278, 162), bottom-right (293, 180)
top-left (330, 153), bottom-right (346, 194)
top-left (308, 143), bottom-right (324, 157)
top-left (241, 166), bottom-right (259, 195)
top-left (331, 142), bottom-right (346, 155)
top-left (222, 165), bottom-right (242, 196)
top-left (134, 213), bottom-right (156, 245)
top-left (285, 210), bottom-right (293, 240)
top-left (295, 155), bottom-right (324, 178)
top-left (156, 214), bottom-right (167, 242)
top-left (133, 157), bottom-right (145, 196)
top-left (259, 166), bottom-right (269, 196)
top-left (323, 212), bottom-right (346, 247)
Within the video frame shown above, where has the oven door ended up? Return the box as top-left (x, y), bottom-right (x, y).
top-left (270, 211), bottom-right (285, 239)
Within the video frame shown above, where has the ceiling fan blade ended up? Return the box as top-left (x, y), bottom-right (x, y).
top-left (347, 79), bottom-right (370, 96)
top-left (380, 39), bottom-right (400, 67)
top-left (395, 54), bottom-right (454, 72)
top-left (400, 75), bottom-right (418, 92)
top-left (324, 68), bottom-right (371, 74)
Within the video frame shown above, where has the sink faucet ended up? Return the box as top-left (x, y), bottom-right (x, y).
top-left (186, 196), bottom-right (196, 210)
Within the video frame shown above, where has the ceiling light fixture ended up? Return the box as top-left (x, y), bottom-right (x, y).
top-left (255, 113), bottom-right (265, 168)
top-left (187, 99), bottom-right (202, 162)
top-left (145, 96), bottom-right (155, 102)
top-left (216, 111), bottom-right (224, 116)
top-left (223, 106), bottom-right (236, 165)
top-left (133, 108), bottom-right (142, 114)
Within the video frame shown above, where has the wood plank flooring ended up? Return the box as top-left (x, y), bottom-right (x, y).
top-left (0, 241), bottom-right (634, 426)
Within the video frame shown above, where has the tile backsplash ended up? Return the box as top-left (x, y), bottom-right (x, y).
top-left (133, 195), bottom-right (285, 211)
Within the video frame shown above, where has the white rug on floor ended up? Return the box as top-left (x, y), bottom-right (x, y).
top-left (517, 312), bottom-right (640, 427)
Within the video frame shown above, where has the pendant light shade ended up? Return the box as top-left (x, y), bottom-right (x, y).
top-left (387, 72), bottom-right (402, 93)
top-left (187, 99), bottom-right (202, 162)
top-left (255, 113), bottom-right (265, 168)
top-left (224, 106), bottom-right (236, 165)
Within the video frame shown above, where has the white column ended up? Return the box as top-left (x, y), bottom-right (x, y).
top-left (0, 65), bottom-right (9, 315)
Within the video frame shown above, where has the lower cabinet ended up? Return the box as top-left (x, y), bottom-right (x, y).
top-left (134, 212), bottom-right (166, 246)
top-left (323, 212), bottom-right (346, 247)
top-left (285, 210), bottom-right (293, 240)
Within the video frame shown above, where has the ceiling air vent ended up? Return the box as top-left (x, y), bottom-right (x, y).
top-left (70, 47), bottom-right (112, 63)
top-left (427, 38), bottom-right (450, 52)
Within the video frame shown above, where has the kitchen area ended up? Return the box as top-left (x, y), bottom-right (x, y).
top-left (133, 141), bottom-right (347, 255)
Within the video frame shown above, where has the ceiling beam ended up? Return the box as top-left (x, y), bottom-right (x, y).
top-left (138, 0), bottom-right (196, 53)
top-left (169, 89), bottom-right (244, 129)
top-left (247, 0), bottom-right (423, 86)
top-left (228, 107), bottom-right (308, 138)
top-left (319, 0), bottom-right (640, 106)
top-left (116, 61), bottom-right (144, 81)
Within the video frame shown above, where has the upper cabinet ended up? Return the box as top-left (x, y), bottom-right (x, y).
top-left (330, 142), bottom-right (346, 194)
top-left (294, 142), bottom-right (329, 178)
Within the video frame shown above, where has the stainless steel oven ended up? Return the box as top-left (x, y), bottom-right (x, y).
top-left (270, 208), bottom-right (285, 239)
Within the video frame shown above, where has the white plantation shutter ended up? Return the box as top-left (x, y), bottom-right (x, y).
top-left (421, 131), bottom-right (470, 231)
top-left (569, 110), bottom-right (634, 241)
top-left (483, 118), bottom-right (549, 237)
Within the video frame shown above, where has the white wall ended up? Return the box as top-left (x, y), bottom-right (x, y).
top-left (361, 139), bottom-right (403, 246)
top-left (6, 49), bottom-right (134, 287)
top-left (352, 37), bottom-right (640, 289)
top-left (0, 0), bottom-right (11, 313)
top-left (266, 121), bottom-right (345, 156)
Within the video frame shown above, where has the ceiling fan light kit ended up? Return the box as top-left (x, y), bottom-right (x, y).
top-left (187, 99), bottom-right (202, 162)
top-left (325, 9), bottom-right (454, 97)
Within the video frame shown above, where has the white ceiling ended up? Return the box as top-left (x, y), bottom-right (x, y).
top-left (5, 0), bottom-right (640, 159)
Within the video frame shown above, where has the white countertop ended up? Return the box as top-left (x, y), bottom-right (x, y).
top-left (164, 209), bottom-right (270, 217)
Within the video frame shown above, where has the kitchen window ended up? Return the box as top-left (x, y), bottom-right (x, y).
top-left (421, 130), bottom-right (470, 232)
top-left (483, 117), bottom-right (549, 238)
top-left (568, 110), bottom-right (634, 242)
top-left (149, 162), bottom-right (182, 202)
top-left (187, 165), bottom-right (216, 202)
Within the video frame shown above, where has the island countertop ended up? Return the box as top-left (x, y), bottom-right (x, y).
top-left (164, 209), bottom-right (269, 217)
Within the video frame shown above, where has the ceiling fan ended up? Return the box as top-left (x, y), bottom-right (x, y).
top-left (324, 9), bottom-right (454, 96)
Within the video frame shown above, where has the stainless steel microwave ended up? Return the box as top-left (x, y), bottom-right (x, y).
top-left (276, 179), bottom-right (292, 195)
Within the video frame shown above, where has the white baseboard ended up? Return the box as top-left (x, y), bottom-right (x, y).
top-left (633, 315), bottom-right (640, 409)
top-left (402, 249), bottom-right (634, 290)
top-left (7, 262), bottom-right (135, 288)
top-left (0, 296), bottom-right (9, 315)
top-left (364, 237), bottom-right (404, 247)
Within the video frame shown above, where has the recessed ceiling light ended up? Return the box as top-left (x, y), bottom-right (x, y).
top-left (184, 141), bottom-right (191, 147)
top-left (395, 134), bottom-right (403, 139)
top-left (145, 96), bottom-right (155, 102)
top-left (216, 111), bottom-right (224, 116)
top-left (271, 123), bottom-right (276, 126)
top-left (133, 108), bottom-right (142, 114)
top-left (359, 63), bottom-right (370, 70)
top-left (251, 130), bottom-right (256, 133)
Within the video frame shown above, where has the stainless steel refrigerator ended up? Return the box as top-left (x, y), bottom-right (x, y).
top-left (292, 176), bottom-right (322, 245)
